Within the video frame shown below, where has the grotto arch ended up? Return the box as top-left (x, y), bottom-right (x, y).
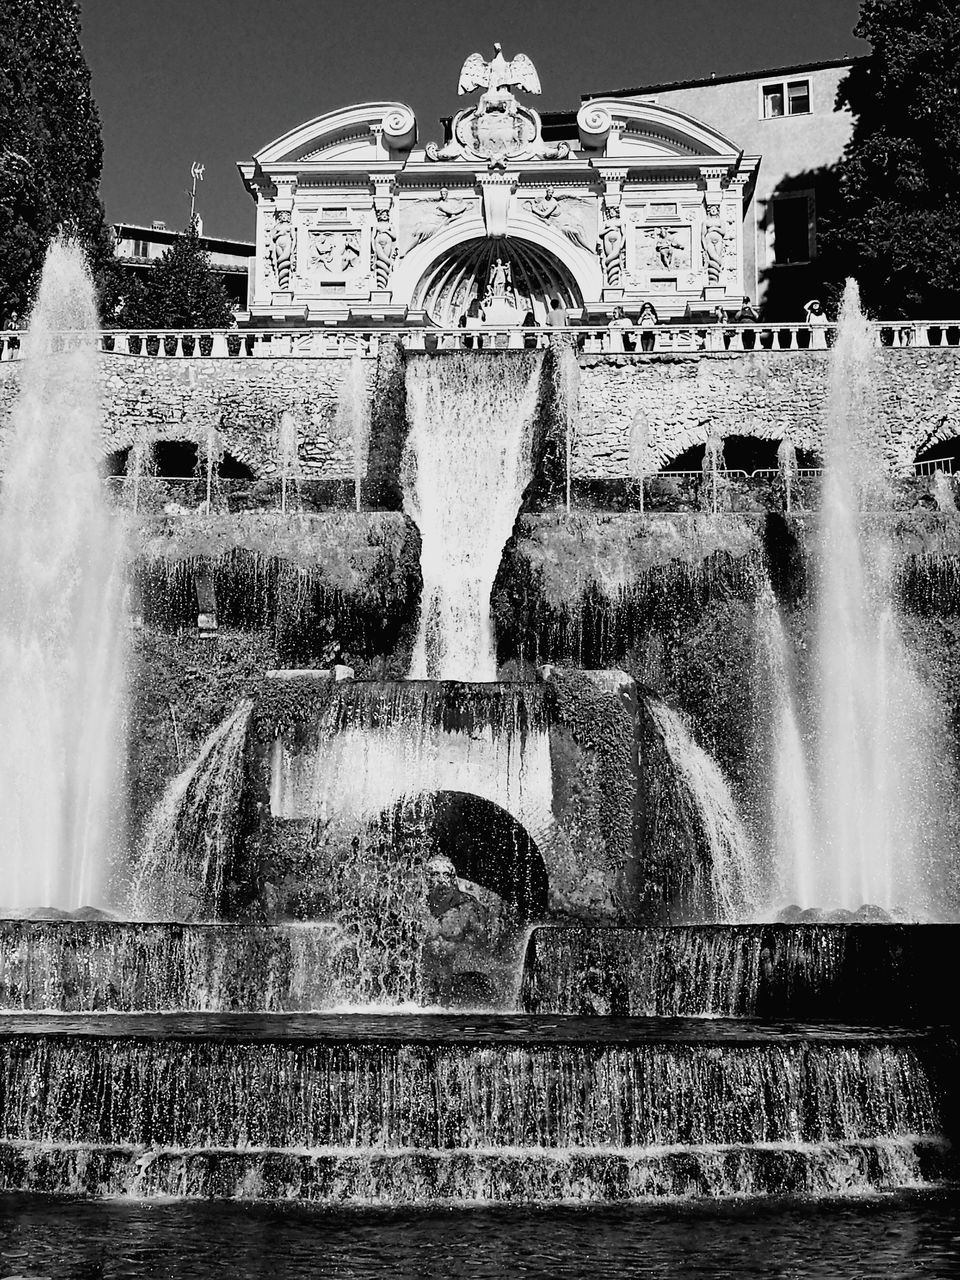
top-left (408, 234), bottom-right (584, 328)
top-left (412, 789), bottom-right (549, 923)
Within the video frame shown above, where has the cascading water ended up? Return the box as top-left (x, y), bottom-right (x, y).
top-left (267, 680), bottom-right (552, 1003)
top-left (763, 281), bottom-right (956, 917)
top-left (0, 240), bottom-right (127, 913)
top-left (402, 351), bottom-right (543, 679)
top-left (644, 696), bottom-right (759, 921)
top-left (131, 700), bottom-right (254, 920)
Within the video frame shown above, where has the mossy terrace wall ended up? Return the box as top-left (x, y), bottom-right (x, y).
top-left (2, 347), bottom-right (959, 481)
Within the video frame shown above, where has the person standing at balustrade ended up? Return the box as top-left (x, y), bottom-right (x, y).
top-left (607, 305), bottom-right (635, 353)
top-left (459, 297), bottom-right (484, 350)
top-left (637, 301), bottom-right (659, 353)
top-left (804, 298), bottom-right (829, 349)
top-left (733, 296), bottom-right (759, 350)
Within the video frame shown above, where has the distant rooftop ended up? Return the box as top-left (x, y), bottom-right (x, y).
top-left (113, 221), bottom-right (254, 253)
top-left (584, 56), bottom-right (864, 102)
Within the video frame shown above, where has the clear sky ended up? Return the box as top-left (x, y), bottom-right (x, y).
top-left (79, 0), bottom-right (868, 243)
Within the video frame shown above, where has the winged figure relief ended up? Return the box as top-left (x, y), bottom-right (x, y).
top-left (458, 43), bottom-right (541, 115)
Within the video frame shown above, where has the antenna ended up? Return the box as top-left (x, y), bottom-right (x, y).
top-left (189, 161), bottom-right (205, 224)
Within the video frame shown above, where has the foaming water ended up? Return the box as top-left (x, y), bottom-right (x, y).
top-left (0, 240), bottom-right (127, 912)
top-left (645, 698), bottom-right (760, 921)
top-left (402, 352), bottom-right (543, 679)
top-left (763, 282), bottom-right (956, 916)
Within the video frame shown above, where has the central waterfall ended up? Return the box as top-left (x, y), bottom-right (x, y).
top-left (0, 241), bottom-right (127, 913)
top-left (402, 352), bottom-right (543, 680)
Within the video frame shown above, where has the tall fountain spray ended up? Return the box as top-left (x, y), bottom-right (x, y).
top-left (0, 240), bottom-right (127, 912)
top-left (402, 352), bottom-right (542, 680)
top-left (768, 279), bottom-right (954, 916)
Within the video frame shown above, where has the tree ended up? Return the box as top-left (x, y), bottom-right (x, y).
top-left (119, 222), bottom-right (234, 329)
top-left (817, 0), bottom-right (960, 317)
top-left (0, 0), bottom-right (116, 321)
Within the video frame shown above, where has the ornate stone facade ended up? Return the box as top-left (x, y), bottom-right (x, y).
top-left (238, 48), bottom-right (759, 327)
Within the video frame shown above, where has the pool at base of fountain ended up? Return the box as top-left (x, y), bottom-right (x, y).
top-left (1, 1188), bottom-right (959, 1279)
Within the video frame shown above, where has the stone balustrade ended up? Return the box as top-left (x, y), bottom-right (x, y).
top-left (2, 321), bottom-right (960, 362)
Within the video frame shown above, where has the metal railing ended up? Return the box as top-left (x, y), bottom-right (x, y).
top-left (4, 320), bottom-right (960, 362)
top-left (105, 463), bottom-right (956, 518)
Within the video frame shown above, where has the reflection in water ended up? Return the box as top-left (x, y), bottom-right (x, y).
top-left (0, 1191), bottom-right (952, 1279)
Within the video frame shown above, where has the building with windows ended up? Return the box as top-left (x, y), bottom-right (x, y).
top-left (112, 220), bottom-right (256, 309)
top-left (584, 58), bottom-right (861, 317)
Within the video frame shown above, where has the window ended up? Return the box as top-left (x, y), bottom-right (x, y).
top-left (787, 79), bottom-right (811, 114)
top-left (132, 238), bottom-right (150, 258)
top-left (761, 77), bottom-right (811, 118)
top-left (771, 193), bottom-right (814, 264)
top-left (762, 85), bottom-right (784, 118)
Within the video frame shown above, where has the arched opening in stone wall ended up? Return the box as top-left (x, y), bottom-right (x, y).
top-left (915, 438), bottom-right (960, 473)
top-left (103, 441), bottom-right (256, 479)
top-left (413, 237), bottom-right (582, 328)
top-left (662, 436), bottom-right (820, 474)
top-left (103, 448), bottom-right (128, 476)
top-left (418, 789), bottom-right (550, 924)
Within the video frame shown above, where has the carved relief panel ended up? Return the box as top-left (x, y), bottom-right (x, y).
top-left (294, 206), bottom-right (373, 293)
top-left (626, 200), bottom-right (702, 293)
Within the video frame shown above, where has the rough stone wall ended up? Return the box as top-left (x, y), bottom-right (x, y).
top-left (0, 353), bottom-right (374, 476)
top-left (575, 350), bottom-right (960, 475)
top-left (2, 347), bottom-right (959, 479)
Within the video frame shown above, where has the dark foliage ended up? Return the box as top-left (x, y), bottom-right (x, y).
top-left (118, 221), bottom-right (234, 328)
top-left (817, 0), bottom-right (960, 317)
top-left (0, 0), bottom-right (119, 321)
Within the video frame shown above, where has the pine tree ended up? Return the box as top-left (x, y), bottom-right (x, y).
top-left (818, 0), bottom-right (960, 317)
top-left (0, 0), bottom-right (114, 321)
top-left (121, 222), bottom-right (234, 329)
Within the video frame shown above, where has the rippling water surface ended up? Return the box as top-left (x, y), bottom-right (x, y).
top-left (1, 1191), bottom-right (959, 1278)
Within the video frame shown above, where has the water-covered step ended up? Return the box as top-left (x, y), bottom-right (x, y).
top-left (0, 921), bottom-right (346, 1012)
top-left (521, 925), bottom-right (960, 1021)
top-left (0, 1014), bottom-right (951, 1203)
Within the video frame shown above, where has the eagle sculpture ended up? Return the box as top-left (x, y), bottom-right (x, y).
top-left (458, 43), bottom-right (541, 115)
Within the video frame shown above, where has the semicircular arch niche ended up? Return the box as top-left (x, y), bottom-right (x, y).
top-left (412, 236), bottom-right (583, 328)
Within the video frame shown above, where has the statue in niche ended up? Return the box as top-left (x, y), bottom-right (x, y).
top-left (487, 256), bottom-right (510, 299)
top-left (458, 43), bottom-right (541, 117)
top-left (598, 205), bottom-right (625, 287)
top-left (372, 209), bottom-right (397, 288)
top-left (267, 211), bottom-right (295, 291)
top-left (701, 203), bottom-right (725, 285)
